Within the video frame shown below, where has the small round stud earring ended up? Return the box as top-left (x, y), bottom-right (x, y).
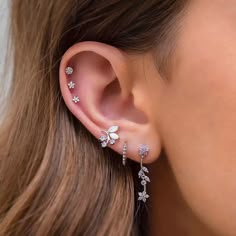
top-left (65, 66), bottom-right (73, 75)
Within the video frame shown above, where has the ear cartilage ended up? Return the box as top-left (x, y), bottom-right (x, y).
top-left (99, 125), bottom-right (120, 148)
top-left (138, 144), bottom-right (150, 203)
top-left (72, 96), bottom-right (80, 103)
top-left (68, 81), bottom-right (75, 89)
top-left (65, 66), bottom-right (74, 75)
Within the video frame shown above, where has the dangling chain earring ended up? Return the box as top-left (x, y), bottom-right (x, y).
top-left (138, 144), bottom-right (150, 202)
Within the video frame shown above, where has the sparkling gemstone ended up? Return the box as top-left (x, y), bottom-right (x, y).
top-left (139, 144), bottom-right (149, 157)
top-left (99, 135), bottom-right (107, 142)
top-left (65, 67), bottom-right (73, 75)
top-left (101, 142), bottom-right (107, 148)
top-left (68, 81), bottom-right (75, 89)
top-left (109, 139), bottom-right (115, 145)
top-left (72, 96), bottom-right (80, 103)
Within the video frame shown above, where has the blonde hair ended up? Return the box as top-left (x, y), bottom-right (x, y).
top-left (0, 1), bottom-right (186, 235)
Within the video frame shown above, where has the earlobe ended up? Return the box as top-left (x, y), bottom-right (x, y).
top-left (59, 41), bottom-right (162, 165)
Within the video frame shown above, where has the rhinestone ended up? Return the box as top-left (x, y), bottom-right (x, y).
top-left (68, 81), bottom-right (75, 89)
top-left (66, 67), bottom-right (73, 75)
top-left (99, 136), bottom-right (107, 142)
top-left (139, 144), bottom-right (149, 157)
top-left (109, 139), bottom-right (115, 145)
top-left (72, 96), bottom-right (80, 103)
top-left (101, 142), bottom-right (107, 148)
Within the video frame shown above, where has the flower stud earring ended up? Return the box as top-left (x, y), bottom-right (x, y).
top-left (138, 144), bottom-right (150, 202)
top-left (72, 96), bottom-right (80, 103)
top-left (65, 66), bottom-right (73, 75)
top-left (68, 81), bottom-right (75, 89)
top-left (65, 66), bottom-right (79, 102)
top-left (66, 67), bottom-right (75, 89)
top-left (99, 125), bottom-right (120, 148)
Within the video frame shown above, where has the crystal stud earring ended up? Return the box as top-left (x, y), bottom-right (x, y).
top-left (68, 81), bottom-right (75, 89)
top-left (72, 96), bottom-right (80, 103)
top-left (65, 66), bottom-right (73, 75)
top-left (99, 125), bottom-right (120, 148)
top-left (138, 144), bottom-right (150, 202)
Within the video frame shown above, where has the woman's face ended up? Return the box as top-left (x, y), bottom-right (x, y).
top-left (154, 0), bottom-right (236, 235)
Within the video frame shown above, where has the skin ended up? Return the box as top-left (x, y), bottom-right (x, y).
top-left (151, 1), bottom-right (236, 235)
top-left (59, 0), bottom-right (236, 235)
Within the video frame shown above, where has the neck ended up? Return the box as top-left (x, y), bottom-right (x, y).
top-left (148, 153), bottom-right (216, 236)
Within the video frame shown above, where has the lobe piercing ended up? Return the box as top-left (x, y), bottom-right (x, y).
top-left (122, 142), bottom-right (128, 166)
top-left (138, 144), bottom-right (150, 202)
top-left (65, 66), bottom-right (73, 75)
top-left (99, 125), bottom-right (120, 148)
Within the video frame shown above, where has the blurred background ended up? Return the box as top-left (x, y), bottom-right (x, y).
top-left (0, 0), bottom-right (10, 121)
top-left (0, 0), bottom-right (9, 76)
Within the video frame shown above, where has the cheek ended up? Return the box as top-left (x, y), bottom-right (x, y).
top-left (158, 8), bottom-right (236, 236)
top-left (161, 59), bottom-right (236, 235)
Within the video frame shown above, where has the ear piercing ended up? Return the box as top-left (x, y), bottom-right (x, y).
top-left (122, 142), bottom-right (128, 166)
top-left (72, 96), bottom-right (80, 103)
top-left (138, 144), bottom-right (150, 202)
top-left (65, 66), bottom-right (74, 75)
top-left (65, 66), bottom-right (80, 103)
top-left (98, 126), bottom-right (150, 202)
top-left (68, 81), bottom-right (75, 89)
top-left (99, 126), bottom-right (120, 148)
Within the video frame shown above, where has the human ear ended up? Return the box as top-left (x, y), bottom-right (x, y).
top-left (59, 41), bottom-right (161, 163)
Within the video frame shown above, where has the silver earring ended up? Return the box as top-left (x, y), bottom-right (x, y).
top-left (66, 66), bottom-right (79, 102)
top-left (68, 81), bottom-right (75, 89)
top-left (122, 142), bottom-right (128, 166)
top-left (65, 66), bottom-right (73, 75)
top-left (99, 125), bottom-right (120, 148)
top-left (138, 144), bottom-right (150, 202)
top-left (72, 96), bottom-right (80, 103)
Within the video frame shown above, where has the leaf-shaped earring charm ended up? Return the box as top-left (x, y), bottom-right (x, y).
top-left (138, 144), bottom-right (150, 202)
top-left (99, 125), bottom-right (120, 148)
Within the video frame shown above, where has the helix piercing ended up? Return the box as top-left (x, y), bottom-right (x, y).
top-left (68, 81), bottom-right (75, 89)
top-left (72, 96), bottom-right (80, 103)
top-left (65, 66), bottom-right (79, 101)
top-left (65, 66), bottom-right (74, 75)
top-left (122, 142), bottom-right (128, 166)
top-left (138, 144), bottom-right (150, 202)
top-left (99, 125), bottom-right (120, 148)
